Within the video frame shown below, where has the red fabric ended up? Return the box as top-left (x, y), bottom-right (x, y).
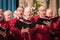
top-left (10, 18), bottom-right (23, 40)
top-left (33, 15), bottom-right (40, 21)
top-left (33, 15), bottom-right (50, 40)
top-left (37, 24), bottom-right (50, 40)
top-left (52, 17), bottom-right (60, 40)
top-left (10, 18), bottom-right (18, 31)
top-left (0, 19), bottom-right (9, 40)
top-left (20, 18), bottom-right (36, 40)
top-left (51, 17), bottom-right (60, 29)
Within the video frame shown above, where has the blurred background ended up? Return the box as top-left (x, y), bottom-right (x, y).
top-left (0, 0), bottom-right (59, 14)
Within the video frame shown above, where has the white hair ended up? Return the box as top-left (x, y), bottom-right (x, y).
top-left (4, 10), bottom-right (12, 15)
top-left (23, 7), bottom-right (33, 17)
top-left (24, 7), bottom-right (32, 14)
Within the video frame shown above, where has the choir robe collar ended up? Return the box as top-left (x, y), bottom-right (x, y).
top-left (22, 17), bottom-right (35, 22)
top-left (33, 15), bottom-right (46, 22)
top-left (20, 18), bottom-right (32, 23)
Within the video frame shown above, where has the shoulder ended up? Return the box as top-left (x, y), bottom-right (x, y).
top-left (1, 19), bottom-right (9, 28)
top-left (33, 15), bottom-right (40, 21)
top-left (10, 18), bottom-right (18, 23)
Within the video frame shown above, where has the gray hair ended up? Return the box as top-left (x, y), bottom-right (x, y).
top-left (4, 10), bottom-right (12, 15)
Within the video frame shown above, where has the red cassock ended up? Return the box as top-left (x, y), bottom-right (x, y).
top-left (18, 18), bottom-right (36, 40)
top-left (52, 17), bottom-right (60, 40)
top-left (34, 24), bottom-right (50, 40)
top-left (10, 17), bottom-right (37, 40)
top-left (10, 17), bottom-right (35, 40)
top-left (0, 19), bottom-right (9, 40)
top-left (5, 19), bottom-right (16, 40)
top-left (33, 15), bottom-right (40, 21)
top-left (10, 18), bottom-right (24, 40)
top-left (33, 15), bottom-right (50, 40)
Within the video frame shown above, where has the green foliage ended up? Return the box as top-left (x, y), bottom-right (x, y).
top-left (33, 0), bottom-right (43, 16)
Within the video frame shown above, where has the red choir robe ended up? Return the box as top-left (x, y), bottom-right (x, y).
top-left (0, 19), bottom-right (9, 40)
top-left (33, 15), bottom-right (51, 40)
top-left (33, 15), bottom-right (40, 21)
top-left (52, 17), bottom-right (60, 40)
top-left (13, 16), bottom-right (38, 40)
top-left (32, 15), bottom-right (44, 40)
top-left (5, 19), bottom-right (16, 40)
top-left (17, 17), bottom-right (36, 40)
top-left (10, 17), bottom-right (24, 40)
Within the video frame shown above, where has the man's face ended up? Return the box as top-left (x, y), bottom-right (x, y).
top-left (16, 11), bottom-right (22, 18)
top-left (17, 7), bottom-right (24, 17)
top-left (0, 10), bottom-right (3, 19)
top-left (38, 6), bottom-right (46, 17)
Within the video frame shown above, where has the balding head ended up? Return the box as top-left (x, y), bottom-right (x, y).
top-left (15, 6), bottom-right (24, 18)
top-left (46, 9), bottom-right (53, 18)
top-left (47, 8), bottom-right (52, 11)
top-left (17, 6), bottom-right (24, 13)
top-left (38, 5), bottom-right (46, 17)
top-left (38, 5), bottom-right (46, 11)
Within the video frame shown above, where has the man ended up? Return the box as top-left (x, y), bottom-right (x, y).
top-left (20, 7), bottom-right (36, 40)
top-left (10, 6), bottom-right (24, 40)
top-left (0, 9), bottom-right (9, 40)
top-left (10, 6), bottom-right (24, 29)
top-left (33, 5), bottom-right (46, 40)
top-left (46, 9), bottom-right (57, 40)
top-left (12, 6), bottom-right (24, 25)
top-left (16, 6), bottom-right (24, 19)
top-left (51, 8), bottom-right (60, 40)
top-left (47, 8), bottom-right (60, 40)
top-left (33, 6), bottom-right (53, 40)
top-left (33, 5), bottom-right (46, 21)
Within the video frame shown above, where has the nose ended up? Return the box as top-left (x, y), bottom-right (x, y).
top-left (42, 10), bottom-right (46, 13)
